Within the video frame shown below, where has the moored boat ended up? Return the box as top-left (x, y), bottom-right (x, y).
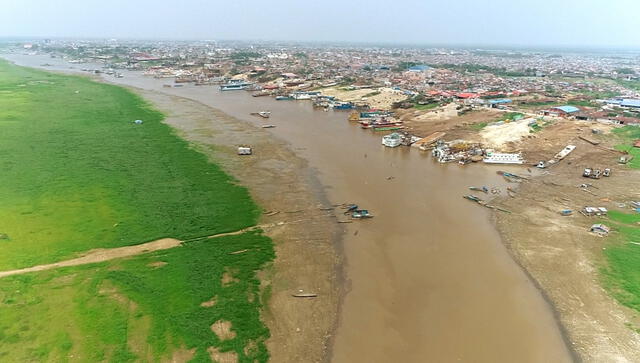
top-left (220, 80), bottom-right (252, 91)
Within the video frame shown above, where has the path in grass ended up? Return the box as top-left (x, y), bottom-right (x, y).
top-left (0, 222), bottom-right (286, 279)
top-left (0, 59), bottom-right (276, 362)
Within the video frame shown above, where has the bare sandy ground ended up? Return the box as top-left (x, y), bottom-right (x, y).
top-left (492, 123), bottom-right (640, 362)
top-left (319, 87), bottom-right (407, 109)
top-left (138, 90), bottom-right (341, 363)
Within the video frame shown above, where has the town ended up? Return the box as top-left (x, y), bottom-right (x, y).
top-left (2, 37), bottom-right (640, 362)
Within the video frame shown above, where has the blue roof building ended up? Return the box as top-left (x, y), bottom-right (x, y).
top-left (603, 98), bottom-right (640, 108)
top-left (488, 99), bottom-right (512, 105)
top-left (552, 105), bottom-right (580, 114)
top-left (621, 99), bottom-right (640, 108)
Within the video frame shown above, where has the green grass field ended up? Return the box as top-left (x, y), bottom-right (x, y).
top-left (0, 232), bottom-right (274, 362)
top-left (0, 59), bottom-right (260, 270)
top-left (0, 60), bottom-right (275, 361)
top-left (602, 211), bottom-right (640, 313)
top-left (413, 102), bottom-right (439, 111)
top-left (612, 125), bottom-right (640, 169)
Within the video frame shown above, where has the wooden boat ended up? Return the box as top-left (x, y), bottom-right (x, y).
top-left (463, 195), bottom-right (483, 202)
top-left (250, 111), bottom-right (271, 118)
top-left (292, 293), bottom-right (318, 298)
top-left (372, 126), bottom-right (404, 132)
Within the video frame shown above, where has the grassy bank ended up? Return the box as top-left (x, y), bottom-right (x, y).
top-left (0, 232), bottom-right (274, 362)
top-left (612, 125), bottom-right (640, 169)
top-left (0, 60), bottom-right (275, 361)
top-left (602, 211), bottom-right (640, 315)
top-left (0, 59), bottom-right (260, 270)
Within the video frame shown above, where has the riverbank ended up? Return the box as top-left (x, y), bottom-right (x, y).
top-left (2, 53), bottom-right (576, 362)
top-left (491, 142), bottom-right (640, 362)
top-left (135, 89), bottom-right (342, 362)
top-left (0, 60), bottom-right (278, 361)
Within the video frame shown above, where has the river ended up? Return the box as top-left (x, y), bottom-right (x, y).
top-left (4, 54), bottom-right (574, 362)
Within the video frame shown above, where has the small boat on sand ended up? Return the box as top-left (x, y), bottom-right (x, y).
top-left (352, 209), bottom-right (373, 219)
top-left (250, 111), bottom-right (271, 118)
top-left (463, 195), bottom-right (483, 202)
top-left (262, 125), bottom-right (276, 128)
top-left (292, 293), bottom-right (318, 298)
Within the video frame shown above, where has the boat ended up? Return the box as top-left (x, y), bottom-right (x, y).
top-left (469, 186), bottom-right (489, 194)
top-left (291, 92), bottom-right (311, 100)
top-left (261, 125), bottom-right (276, 128)
top-left (250, 111), bottom-right (271, 118)
top-left (292, 293), bottom-right (318, 298)
top-left (382, 133), bottom-right (403, 148)
top-left (351, 209), bottom-right (373, 219)
top-left (483, 152), bottom-right (525, 164)
top-left (333, 102), bottom-right (354, 110)
top-left (275, 95), bottom-right (293, 101)
top-left (373, 126), bottom-right (405, 132)
top-left (463, 195), bottom-right (483, 202)
top-left (348, 112), bottom-right (361, 121)
top-left (220, 80), bottom-right (252, 91)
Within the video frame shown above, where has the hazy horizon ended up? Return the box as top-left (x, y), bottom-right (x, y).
top-left (2, 0), bottom-right (640, 49)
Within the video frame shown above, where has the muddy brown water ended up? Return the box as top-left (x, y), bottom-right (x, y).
top-left (5, 54), bottom-right (574, 362)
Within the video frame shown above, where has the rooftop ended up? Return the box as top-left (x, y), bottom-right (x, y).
top-left (552, 105), bottom-right (580, 113)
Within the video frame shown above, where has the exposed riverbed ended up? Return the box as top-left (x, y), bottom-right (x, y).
top-left (4, 54), bottom-right (575, 362)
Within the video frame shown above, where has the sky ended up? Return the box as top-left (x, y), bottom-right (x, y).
top-left (1, 0), bottom-right (640, 48)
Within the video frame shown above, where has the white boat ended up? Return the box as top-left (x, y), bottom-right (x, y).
top-left (382, 133), bottom-right (402, 148)
top-left (291, 92), bottom-right (311, 100)
top-left (220, 80), bottom-right (252, 91)
top-left (483, 152), bottom-right (525, 164)
top-left (554, 145), bottom-right (575, 160)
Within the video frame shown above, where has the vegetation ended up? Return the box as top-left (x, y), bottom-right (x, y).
top-left (496, 112), bottom-right (524, 122)
top-left (567, 99), bottom-right (595, 107)
top-left (413, 102), bottom-right (439, 111)
top-left (430, 63), bottom-right (533, 77)
top-left (0, 60), bottom-right (274, 361)
top-left (615, 79), bottom-right (640, 92)
top-left (0, 60), bottom-right (260, 270)
top-left (0, 232), bottom-right (274, 362)
top-left (602, 211), bottom-right (640, 313)
top-left (469, 122), bottom-right (488, 130)
top-left (612, 125), bottom-right (640, 169)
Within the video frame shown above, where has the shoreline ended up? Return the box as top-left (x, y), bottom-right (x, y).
top-left (491, 167), bottom-right (640, 362)
top-left (1, 54), bottom-right (582, 362)
top-left (133, 88), bottom-right (345, 362)
top-left (487, 210), bottom-right (582, 363)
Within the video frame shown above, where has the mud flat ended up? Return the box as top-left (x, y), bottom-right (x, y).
top-left (135, 90), bottom-right (342, 363)
top-left (3, 54), bottom-right (576, 362)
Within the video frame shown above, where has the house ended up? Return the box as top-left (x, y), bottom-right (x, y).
top-left (487, 99), bottom-right (512, 108)
top-left (543, 105), bottom-right (580, 117)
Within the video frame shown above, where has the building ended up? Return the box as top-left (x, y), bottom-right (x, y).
top-left (487, 99), bottom-right (512, 108)
top-left (603, 98), bottom-right (640, 109)
top-left (543, 105), bottom-right (580, 117)
top-left (407, 65), bottom-right (431, 72)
